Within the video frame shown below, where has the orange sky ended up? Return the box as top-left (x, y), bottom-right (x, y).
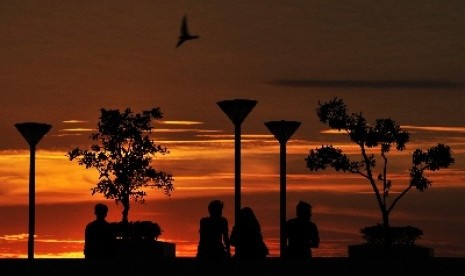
top-left (1, 126), bottom-right (464, 258)
top-left (1, 1), bottom-right (465, 258)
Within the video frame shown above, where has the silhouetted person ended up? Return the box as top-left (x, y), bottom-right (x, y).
top-left (84, 203), bottom-right (115, 259)
top-left (285, 201), bottom-right (320, 259)
top-left (230, 207), bottom-right (269, 260)
top-left (197, 200), bottom-right (231, 260)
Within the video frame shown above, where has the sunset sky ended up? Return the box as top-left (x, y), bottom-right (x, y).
top-left (1, 1), bottom-right (465, 258)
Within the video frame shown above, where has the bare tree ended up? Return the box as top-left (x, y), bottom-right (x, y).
top-left (306, 97), bottom-right (454, 231)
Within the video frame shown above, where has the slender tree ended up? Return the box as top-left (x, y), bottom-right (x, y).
top-left (68, 107), bottom-right (174, 223)
top-left (306, 97), bottom-right (454, 230)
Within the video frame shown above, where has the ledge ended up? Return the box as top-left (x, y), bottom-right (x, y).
top-left (0, 257), bottom-right (464, 276)
top-left (348, 243), bottom-right (434, 259)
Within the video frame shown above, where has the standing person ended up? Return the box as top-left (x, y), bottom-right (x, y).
top-left (197, 200), bottom-right (231, 260)
top-left (84, 203), bottom-right (115, 259)
top-left (230, 207), bottom-right (269, 260)
top-left (285, 201), bottom-right (320, 259)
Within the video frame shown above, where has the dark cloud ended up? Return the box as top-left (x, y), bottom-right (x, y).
top-left (269, 79), bottom-right (461, 89)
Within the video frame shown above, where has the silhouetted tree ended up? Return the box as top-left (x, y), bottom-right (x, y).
top-left (306, 97), bottom-right (454, 232)
top-left (68, 107), bottom-right (174, 223)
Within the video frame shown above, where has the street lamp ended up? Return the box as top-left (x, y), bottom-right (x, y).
top-left (217, 99), bottom-right (257, 253)
top-left (265, 120), bottom-right (301, 258)
top-left (15, 122), bottom-right (52, 260)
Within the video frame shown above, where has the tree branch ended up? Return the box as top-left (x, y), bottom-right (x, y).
top-left (387, 184), bottom-right (413, 214)
top-left (360, 143), bottom-right (385, 212)
top-left (381, 151), bottom-right (388, 205)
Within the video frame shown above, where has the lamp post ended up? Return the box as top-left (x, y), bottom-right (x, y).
top-left (15, 122), bottom-right (52, 260)
top-left (264, 120), bottom-right (301, 257)
top-left (217, 99), bottom-right (257, 254)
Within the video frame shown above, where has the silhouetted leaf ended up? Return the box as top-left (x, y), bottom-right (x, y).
top-left (427, 143), bottom-right (454, 171)
top-left (306, 146), bottom-right (352, 172)
top-left (317, 97), bottom-right (350, 130)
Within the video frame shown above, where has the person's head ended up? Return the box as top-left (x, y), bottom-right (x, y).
top-left (94, 203), bottom-right (108, 220)
top-left (296, 201), bottom-right (312, 220)
top-left (240, 207), bottom-right (260, 230)
top-left (208, 200), bottom-right (224, 217)
top-left (240, 207), bottom-right (256, 222)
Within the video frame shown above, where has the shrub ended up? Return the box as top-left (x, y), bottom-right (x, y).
top-left (111, 220), bottom-right (162, 241)
top-left (361, 224), bottom-right (423, 246)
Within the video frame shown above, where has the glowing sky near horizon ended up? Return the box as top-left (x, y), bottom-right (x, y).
top-left (0, 0), bottom-right (464, 258)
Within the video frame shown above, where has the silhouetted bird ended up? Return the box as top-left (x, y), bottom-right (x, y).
top-left (176, 15), bottom-right (199, 48)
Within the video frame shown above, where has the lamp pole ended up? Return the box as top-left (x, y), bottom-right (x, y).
top-left (15, 122), bottom-right (52, 260)
top-left (217, 99), bottom-right (256, 255)
top-left (265, 120), bottom-right (301, 258)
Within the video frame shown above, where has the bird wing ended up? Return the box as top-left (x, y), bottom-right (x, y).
top-left (176, 38), bottom-right (185, 48)
top-left (181, 15), bottom-right (189, 36)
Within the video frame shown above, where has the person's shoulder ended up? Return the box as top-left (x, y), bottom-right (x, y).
top-left (286, 217), bottom-right (298, 224)
top-left (85, 220), bottom-right (98, 232)
top-left (86, 220), bottom-right (97, 227)
top-left (219, 216), bottom-right (229, 226)
top-left (200, 216), bottom-right (210, 224)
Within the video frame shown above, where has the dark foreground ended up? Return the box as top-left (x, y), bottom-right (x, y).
top-left (1, 257), bottom-right (464, 276)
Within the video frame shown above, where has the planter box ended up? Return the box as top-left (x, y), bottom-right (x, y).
top-left (348, 243), bottom-right (434, 259)
top-left (157, 241), bottom-right (176, 258)
top-left (115, 240), bottom-right (176, 259)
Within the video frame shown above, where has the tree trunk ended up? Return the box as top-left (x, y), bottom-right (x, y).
top-left (120, 196), bottom-right (130, 242)
top-left (382, 210), bottom-right (389, 228)
top-left (122, 181), bottom-right (130, 224)
top-left (382, 210), bottom-right (391, 246)
top-left (122, 197), bottom-right (130, 223)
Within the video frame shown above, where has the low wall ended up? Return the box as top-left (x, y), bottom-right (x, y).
top-left (0, 257), bottom-right (464, 276)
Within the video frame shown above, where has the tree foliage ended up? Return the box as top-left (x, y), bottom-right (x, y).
top-left (68, 107), bottom-right (174, 223)
top-left (306, 97), bottom-right (454, 229)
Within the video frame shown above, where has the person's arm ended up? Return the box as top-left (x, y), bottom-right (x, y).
top-left (229, 226), bottom-right (236, 246)
top-left (198, 218), bottom-right (204, 235)
top-left (223, 220), bottom-right (231, 255)
top-left (84, 224), bottom-right (90, 257)
top-left (310, 223), bottom-right (320, 248)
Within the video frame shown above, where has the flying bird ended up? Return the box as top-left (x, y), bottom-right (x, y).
top-left (176, 15), bottom-right (199, 48)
